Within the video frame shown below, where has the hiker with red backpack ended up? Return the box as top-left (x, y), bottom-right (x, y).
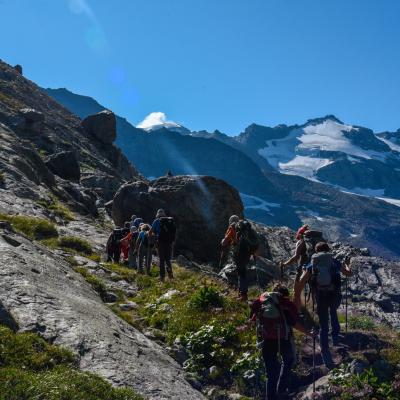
top-left (221, 216), bottom-right (260, 301)
top-left (298, 242), bottom-right (352, 369)
top-left (149, 209), bottom-right (177, 282)
top-left (280, 225), bottom-right (326, 309)
top-left (249, 284), bottom-right (315, 400)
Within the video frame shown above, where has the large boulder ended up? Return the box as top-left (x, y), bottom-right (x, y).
top-left (81, 110), bottom-right (116, 144)
top-left (45, 151), bottom-right (81, 182)
top-left (112, 175), bottom-right (244, 263)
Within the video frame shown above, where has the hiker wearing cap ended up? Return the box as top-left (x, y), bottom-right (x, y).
top-left (221, 215), bottom-right (259, 302)
top-left (135, 224), bottom-right (155, 275)
top-left (246, 284), bottom-right (315, 400)
top-left (150, 209), bottom-right (177, 281)
top-left (298, 242), bottom-right (352, 369)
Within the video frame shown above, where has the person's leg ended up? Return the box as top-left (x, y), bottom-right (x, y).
top-left (330, 304), bottom-right (341, 345)
top-left (165, 243), bottom-right (173, 278)
top-left (138, 246), bottom-right (145, 273)
top-left (277, 339), bottom-right (295, 394)
top-left (237, 267), bottom-right (248, 299)
top-left (145, 248), bottom-right (152, 275)
top-left (317, 293), bottom-right (333, 368)
top-left (158, 242), bottom-right (166, 280)
top-left (262, 340), bottom-right (280, 400)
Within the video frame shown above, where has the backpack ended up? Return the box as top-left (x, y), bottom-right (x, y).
top-left (257, 292), bottom-right (290, 341)
top-left (130, 231), bottom-right (139, 247)
top-left (111, 228), bottom-right (124, 246)
top-left (158, 217), bottom-right (176, 243)
top-left (310, 252), bottom-right (339, 293)
top-left (142, 232), bottom-right (156, 249)
top-left (235, 220), bottom-right (260, 257)
top-left (304, 230), bottom-right (326, 264)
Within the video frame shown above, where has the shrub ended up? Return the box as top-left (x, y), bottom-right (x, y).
top-left (348, 315), bottom-right (376, 331)
top-left (58, 236), bottom-right (92, 255)
top-left (189, 286), bottom-right (224, 311)
top-left (182, 322), bottom-right (237, 375)
top-left (0, 213), bottom-right (58, 240)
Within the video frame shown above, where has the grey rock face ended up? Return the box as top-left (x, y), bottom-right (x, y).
top-left (45, 151), bottom-right (81, 182)
top-left (19, 107), bottom-right (45, 123)
top-left (112, 175), bottom-right (244, 263)
top-left (82, 110), bottom-right (116, 144)
top-left (0, 227), bottom-right (205, 400)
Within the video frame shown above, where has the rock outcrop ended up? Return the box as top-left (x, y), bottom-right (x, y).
top-left (112, 175), bottom-right (244, 263)
top-left (82, 110), bottom-right (117, 145)
top-left (45, 150), bottom-right (81, 182)
top-left (0, 225), bottom-right (205, 400)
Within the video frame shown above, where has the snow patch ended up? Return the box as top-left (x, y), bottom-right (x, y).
top-left (378, 136), bottom-right (400, 153)
top-left (137, 112), bottom-right (182, 131)
top-left (377, 197), bottom-right (400, 208)
top-left (240, 193), bottom-right (280, 214)
top-left (279, 156), bottom-right (333, 178)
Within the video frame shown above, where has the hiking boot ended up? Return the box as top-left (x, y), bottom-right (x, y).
top-left (238, 293), bottom-right (248, 302)
top-left (167, 270), bottom-right (174, 279)
top-left (321, 350), bottom-right (335, 369)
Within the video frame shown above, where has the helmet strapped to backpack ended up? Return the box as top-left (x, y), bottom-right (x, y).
top-left (303, 230), bottom-right (326, 264)
top-left (234, 220), bottom-right (260, 256)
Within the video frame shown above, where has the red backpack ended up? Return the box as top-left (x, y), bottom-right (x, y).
top-left (253, 292), bottom-right (291, 341)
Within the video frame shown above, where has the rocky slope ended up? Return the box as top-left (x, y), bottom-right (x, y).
top-left (0, 60), bottom-right (206, 399)
top-left (43, 88), bottom-right (400, 260)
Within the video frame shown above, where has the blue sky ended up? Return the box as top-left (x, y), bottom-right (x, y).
top-left (1, 0), bottom-right (400, 134)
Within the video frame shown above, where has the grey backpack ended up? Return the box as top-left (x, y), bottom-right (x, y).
top-left (312, 252), bottom-right (334, 288)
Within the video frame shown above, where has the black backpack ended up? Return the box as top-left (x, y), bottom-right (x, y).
top-left (304, 230), bottom-right (326, 263)
top-left (112, 228), bottom-right (124, 245)
top-left (158, 217), bottom-right (176, 243)
top-left (235, 220), bottom-right (260, 256)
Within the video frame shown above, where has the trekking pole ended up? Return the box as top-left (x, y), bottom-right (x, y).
top-left (253, 255), bottom-right (262, 290)
top-left (312, 294), bottom-right (316, 394)
top-left (345, 276), bottom-right (348, 334)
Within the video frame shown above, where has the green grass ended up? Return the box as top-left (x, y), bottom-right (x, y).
top-left (0, 213), bottom-right (58, 240)
top-left (348, 315), bottom-right (376, 331)
top-left (36, 196), bottom-right (75, 222)
top-left (0, 326), bottom-right (143, 400)
top-left (42, 236), bottom-right (93, 256)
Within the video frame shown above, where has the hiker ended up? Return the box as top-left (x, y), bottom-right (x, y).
top-left (298, 242), bottom-right (352, 369)
top-left (130, 214), bottom-right (137, 226)
top-left (149, 209), bottom-right (176, 281)
top-left (135, 224), bottom-right (155, 274)
top-left (280, 225), bottom-right (326, 309)
top-left (133, 217), bottom-right (144, 229)
top-left (249, 284), bottom-right (315, 400)
top-left (106, 227), bottom-right (125, 263)
top-left (120, 225), bottom-right (139, 269)
top-left (221, 216), bottom-right (259, 301)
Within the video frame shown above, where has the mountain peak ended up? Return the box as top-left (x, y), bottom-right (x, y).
top-left (136, 112), bottom-right (190, 135)
top-left (305, 114), bottom-right (343, 125)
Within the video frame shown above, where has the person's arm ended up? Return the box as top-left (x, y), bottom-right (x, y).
top-left (281, 240), bottom-right (304, 268)
top-left (221, 225), bottom-right (235, 247)
top-left (294, 321), bottom-right (316, 337)
top-left (341, 262), bottom-right (352, 277)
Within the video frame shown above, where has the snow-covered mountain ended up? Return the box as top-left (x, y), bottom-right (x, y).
top-left (136, 111), bottom-right (191, 135)
top-left (236, 116), bottom-right (400, 201)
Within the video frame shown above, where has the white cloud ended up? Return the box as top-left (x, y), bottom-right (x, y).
top-left (68, 0), bottom-right (96, 22)
top-left (137, 112), bottom-right (179, 130)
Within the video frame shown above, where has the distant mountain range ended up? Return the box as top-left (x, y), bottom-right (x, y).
top-left (44, 88), bottom-right (400, 259)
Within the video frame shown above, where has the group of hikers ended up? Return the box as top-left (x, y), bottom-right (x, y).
top-left (221, 216), bottom-right (352, 400)
top-left (107, 211), bottom-right (352, 400)
top-left (106, 209), bottom-right (176, 281)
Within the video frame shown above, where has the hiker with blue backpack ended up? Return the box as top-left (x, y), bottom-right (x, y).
top-left (221, 216), bottom-right (260, 301)
top-left (135, 224), bottom-right (155, 275)
top-left (149, 209), bottom-right (177, 282)
top-left (247, 283), bottom-right (315, 400)
top-left (298, 242), bottom-right (352, 369)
